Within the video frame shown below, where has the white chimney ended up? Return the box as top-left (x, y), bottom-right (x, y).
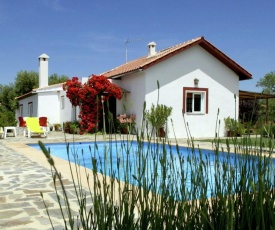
top-left (147, 42), bottom-right (156, 57)
top-left (38, 53), bottom-right (49, 88)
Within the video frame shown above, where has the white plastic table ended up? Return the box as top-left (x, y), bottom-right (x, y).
top-left (4, 126), bottom-right (17, 139)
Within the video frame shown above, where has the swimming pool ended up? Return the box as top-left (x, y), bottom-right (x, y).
top-left (28, 140), bottom-right (275, 200)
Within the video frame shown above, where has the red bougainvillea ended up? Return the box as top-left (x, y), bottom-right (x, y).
top-left (63, 74), bottom-right (122, 133)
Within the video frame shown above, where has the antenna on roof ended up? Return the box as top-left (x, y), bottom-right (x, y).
top-left (125, 37), bottom-right (141, 63)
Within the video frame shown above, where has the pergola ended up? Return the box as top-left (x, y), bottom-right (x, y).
top-left (239, 90), bottom-right (275, 123)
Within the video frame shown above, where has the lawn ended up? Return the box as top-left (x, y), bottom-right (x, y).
top-left (197, 136), bottom-right (275, 148)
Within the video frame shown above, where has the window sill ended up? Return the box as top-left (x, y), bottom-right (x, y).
top-left (186, 112), bottom-right (205, 115)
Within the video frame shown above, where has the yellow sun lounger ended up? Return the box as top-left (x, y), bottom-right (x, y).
top-left (25, 117), bottom-right (47, 138)
top-left (0, 127), bottom-right (3, 139)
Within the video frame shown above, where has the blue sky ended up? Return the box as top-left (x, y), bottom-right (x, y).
top-left (0, 0), bottom-right (274, 92)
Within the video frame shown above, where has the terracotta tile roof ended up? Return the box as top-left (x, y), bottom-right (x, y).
top-left (102, 36), bottom-right (252, 81)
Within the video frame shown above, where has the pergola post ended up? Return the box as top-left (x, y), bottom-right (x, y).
top-left (265, 98), bottom-right (269, 124)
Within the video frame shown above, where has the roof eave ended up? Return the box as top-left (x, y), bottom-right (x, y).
top-left (15, 91), bottom-right (37, 100)
top-left (107, 68), bottom-right (142, 79)
top-left (105, 36), bottom-right (252, 81)
top-left (199, 40), bottom-right (252, 81)
top-left (142, 38), bottom-right (252, 80)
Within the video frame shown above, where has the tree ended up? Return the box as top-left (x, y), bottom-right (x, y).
top-left (49, 73), bottom-right (69, 85)
top-left (14, 70), bottom-right (38, 96)
top-left (256, 71), bottom-right (275, 122)
top-left (0, 110), bottom-right (17, 127)
top-left (14, 71), bottom-right (69, 96)
top-left (256, 71), bottom-right (275, 94)
top-left (0, 84), bottom-right (17, 126)
top-left (0, 84), bottom-right (17, 112)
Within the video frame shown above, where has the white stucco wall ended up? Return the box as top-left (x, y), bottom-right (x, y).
top-left (116, 45), bottom-right (240, 138)
top-left (60, 90), bottom-right (75, 124)
top-left (37, 92), bottom-right (60, 124)
top-left (16, 94), bottom-right (38, 122)
top-left (37, 90), bottom-right (76, 125)
top-left (112, 72), bottom-right (146, 131)
top-left (16, 89), bottom-right (75, 126)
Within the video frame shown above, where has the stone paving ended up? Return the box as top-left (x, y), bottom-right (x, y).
top-left (0, 147), bottom-right (64, 229)
top-left (0, 131), bottom-right (101, 229)
top-left (0, 131), bottom-right (210, 229)
top-left (1, 134), bottom-right (72, 229)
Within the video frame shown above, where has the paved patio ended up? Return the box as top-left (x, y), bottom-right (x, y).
top-left (0, 131), bottom-right (97, 229)
top-left (0, 131), bottom-right (211, 229)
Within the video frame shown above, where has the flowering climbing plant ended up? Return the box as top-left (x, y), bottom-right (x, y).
top-left (63, 75), bottom-right (123, 133)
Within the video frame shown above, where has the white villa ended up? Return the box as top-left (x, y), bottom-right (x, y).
top-left (15, 54), bottom-right (83, 126)
top-left (103, 36), bottom-right (251, 138)
top-left (16, 36), bottom-right (252, 138)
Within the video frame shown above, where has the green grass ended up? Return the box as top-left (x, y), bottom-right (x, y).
top-left (196, 136), bottom-right (275, 148)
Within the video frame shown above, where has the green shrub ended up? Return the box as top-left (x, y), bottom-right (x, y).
top-left (0, 111), bottom-right (17, 127)
top-left (260, 123), bottom-right (275, 138)
top-left (224, 117), bottom-right (245, 136)
top-left (53, 123), bottom-right (62, 131)
top-left (145, 104), bottom-right (172, 130)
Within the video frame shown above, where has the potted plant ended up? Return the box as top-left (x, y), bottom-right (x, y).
top-left (49, 124), bottom-right (54, 131)
top-left (70, 121), bottom-right (80, 134)
top-left (116, 114), bottom-right (136, 134)
top-left (54, 123), bottom-right (62, 131)
top-left (145, 104), bottom-right (172, 137)
top-left (224, 117), bottom-right (244, 137)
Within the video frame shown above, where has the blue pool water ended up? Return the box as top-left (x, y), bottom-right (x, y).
top-left (28, 141), bottom-right (275, 200)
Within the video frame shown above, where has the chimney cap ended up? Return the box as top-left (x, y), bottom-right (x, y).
top-left (38, 53), bottom-right (49, 59)
top-left (147, 41), bottom-right (157, 57)
top-left (148, 41), bottom-right (156, 46)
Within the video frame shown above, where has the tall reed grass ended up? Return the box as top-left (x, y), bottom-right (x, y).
top-left (39, 107), bottom-right (275, 229)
